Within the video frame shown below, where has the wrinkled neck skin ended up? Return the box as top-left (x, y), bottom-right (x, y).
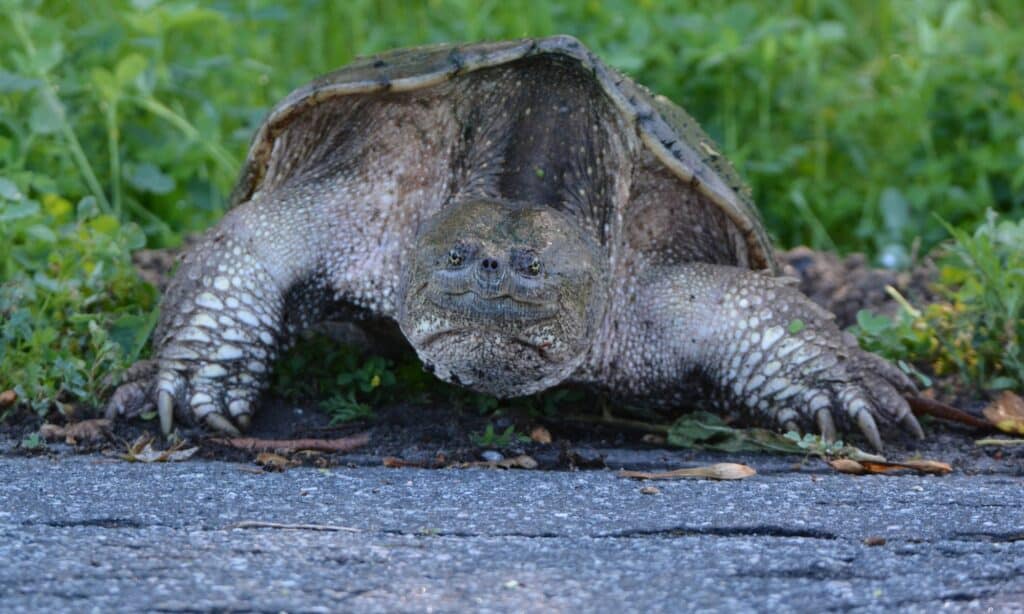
top-left (398, 198), bottom-right (608, 397)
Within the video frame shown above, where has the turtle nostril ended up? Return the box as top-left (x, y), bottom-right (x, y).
top-left (481, 258), bottom-right (499, 271)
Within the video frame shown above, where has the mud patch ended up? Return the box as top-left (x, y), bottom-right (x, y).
top-left (780, 247), bottom-right (937, 328)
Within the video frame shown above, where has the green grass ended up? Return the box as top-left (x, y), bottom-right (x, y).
top-left (2, 0), bottom-right (1022, 416)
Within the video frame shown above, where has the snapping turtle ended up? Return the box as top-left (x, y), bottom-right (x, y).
top-left (108, 36), bottom-right (923, 449)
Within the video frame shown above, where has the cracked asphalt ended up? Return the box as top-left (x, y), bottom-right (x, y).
top-left (1, 454), bottom-right (1023, 612)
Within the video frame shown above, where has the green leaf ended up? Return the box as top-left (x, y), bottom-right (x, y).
top-left (787, 319), bottom-right (806, 334)
top-left (28, 41), bottom-right (64, 74)
top-left (125, 162), bottom-right (175, 194)
top-left (90, 68), bottom-right (118, 103)
top-left (855, 310), bottom-right (891, 335)
top-left (107, 314), bottom-right (150, 358)
top-left (986, 377), bottom-right (1018, 391)
top-left (76, 196), bottom-right (100, 221)
top-left (0, 70), bottom-right (41, 93)
top-left (121, 222), bottom-right (147, 250)
top-left (0, 200), bottom-right (41, 222)
top-left (24, 224), bottom-right (56, 243)
top-left (115, 54), bottom-right (147, 87)
top-left (879, 186), bottom-right (909, 235)
top-left (28, 93), bottom-right (62, 135)
top-left (0, 177), bottom-right (24, 201)
top-left (667, 411), bottom-right (805, 454)
top-left (88, 214), bottom-right (120, 236)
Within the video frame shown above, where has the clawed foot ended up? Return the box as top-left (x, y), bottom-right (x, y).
top-left (105, 306), bottom-right (279, 435)
top-left (106, 367), bottom-right (256, 436)
top-left (106, 354), bottom-right (263, 436)
top-left (738, 327), bottom-right (924, 451)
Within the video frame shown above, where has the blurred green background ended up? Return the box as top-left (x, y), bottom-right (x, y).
top-left (2, 0), bottom-right (1023, 414)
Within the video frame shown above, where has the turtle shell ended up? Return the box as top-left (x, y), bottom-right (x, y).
top-left (230, 35), bottom-right (777, 272)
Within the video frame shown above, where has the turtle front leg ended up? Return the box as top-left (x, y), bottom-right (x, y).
top-left (106, 200), bottom-right (330, 435)
top-left (609, 263), bottom-right (924, 450)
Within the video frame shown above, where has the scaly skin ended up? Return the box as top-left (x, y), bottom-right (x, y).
top-left (589, 263), bottom-right (923, 450)
top-left (106, 195), bottom-right (333, 435)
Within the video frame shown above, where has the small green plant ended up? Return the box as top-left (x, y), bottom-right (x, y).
top-left (321, 392), bottom-right (376, 425)
top-left (20, 432), bottom-right (43, 450)
top-left (854, 211), bottom-right (1024, 393)
top-left (853, 309), bottom-right (934, 388)
top-left (667, 411), bottom-right (807, 454)
top-left (469, 423), bottom-right (530, 448)
top-left (272, 335), bottom-right (403, 423)
top-left (781, 431), bottom-right (847, 457)
top-left (1, 188), bottom-right (158, 415)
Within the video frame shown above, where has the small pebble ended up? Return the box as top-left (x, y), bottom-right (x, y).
top-left (481, 450), bottom-right (504, 462)
top-left (640, 486), bottom-right (660, 495)
top-left (863, 536), bottom-right (886, 546)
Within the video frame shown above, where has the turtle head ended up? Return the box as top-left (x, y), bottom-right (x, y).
top-left (399, 199), bottom-right (607, 397)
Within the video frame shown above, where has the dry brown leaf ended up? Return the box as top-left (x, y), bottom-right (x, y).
top-left (530, 425), bottom-right (552, 444)
top-left (858, 461), bottom-right (917, 474)
top-left (122, 440), bottom-right (198, 463)
top-left (40, 419), bottom-right (111, 443)
top-left (255, 452), bottom-right (293, 471)
top-left (828, 459), bottom-right (868, 474)
top-left (497, 455), bottom-right (538, 469)
top-left (209, 432), bottom-right (370, 453)
top-left (383, 456), bottom-right (424, 468)
top-left (618, 463), bottom-right (756, 481)
top-left (983, 391), bottom-right (1024, 435)
top-left (0, 389), bottom-right (17, 408)
top-left (829, 458), bottom-right (952, 476)
top-left (893, 459), bottom-right (953, 475)
top-left (38, 423), bottom-right (64, 440)
top-left (453, 454), bottom-right (539, 470)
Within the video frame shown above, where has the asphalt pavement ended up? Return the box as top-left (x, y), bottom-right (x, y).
top-left (1, 452), bottom-right (1022, 613)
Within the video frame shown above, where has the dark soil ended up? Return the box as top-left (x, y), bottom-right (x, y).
top-left (3, 246), bottom-right (1020, 475)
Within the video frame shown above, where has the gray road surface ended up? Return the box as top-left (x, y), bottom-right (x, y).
top-left (1, 454), bottom-right (1022, 613)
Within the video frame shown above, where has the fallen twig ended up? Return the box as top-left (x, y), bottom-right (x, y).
top-left (561, 412), bottom-right (670, 434)
top-left (230, 520), bottom-right (359, 532)
top-left (907, 396), bottom-right (991, 430)
top-left (209, 432), bottom-right (370, 453)
top-left (976, 437), bottom-right (1024, 446)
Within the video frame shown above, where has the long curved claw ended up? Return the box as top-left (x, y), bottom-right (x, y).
top-left (816, 409), bottom-right (837, 442)
top-left (857, 410), bottom-right (883, 452)
top-left (901, 412), bottom-right (925, 439)
top-left (158, 390), bottom-right (175, 435)
top-left (205, 413), bottom-right (241, 436)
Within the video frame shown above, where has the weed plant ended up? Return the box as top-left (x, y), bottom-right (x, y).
top-left (2, 1), bottom-right (1022, 416)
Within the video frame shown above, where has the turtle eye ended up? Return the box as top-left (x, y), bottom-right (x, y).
top-left (526, 258), bottom-right (541, 276)
top-left (447, 249), bottom-right (464, 267)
